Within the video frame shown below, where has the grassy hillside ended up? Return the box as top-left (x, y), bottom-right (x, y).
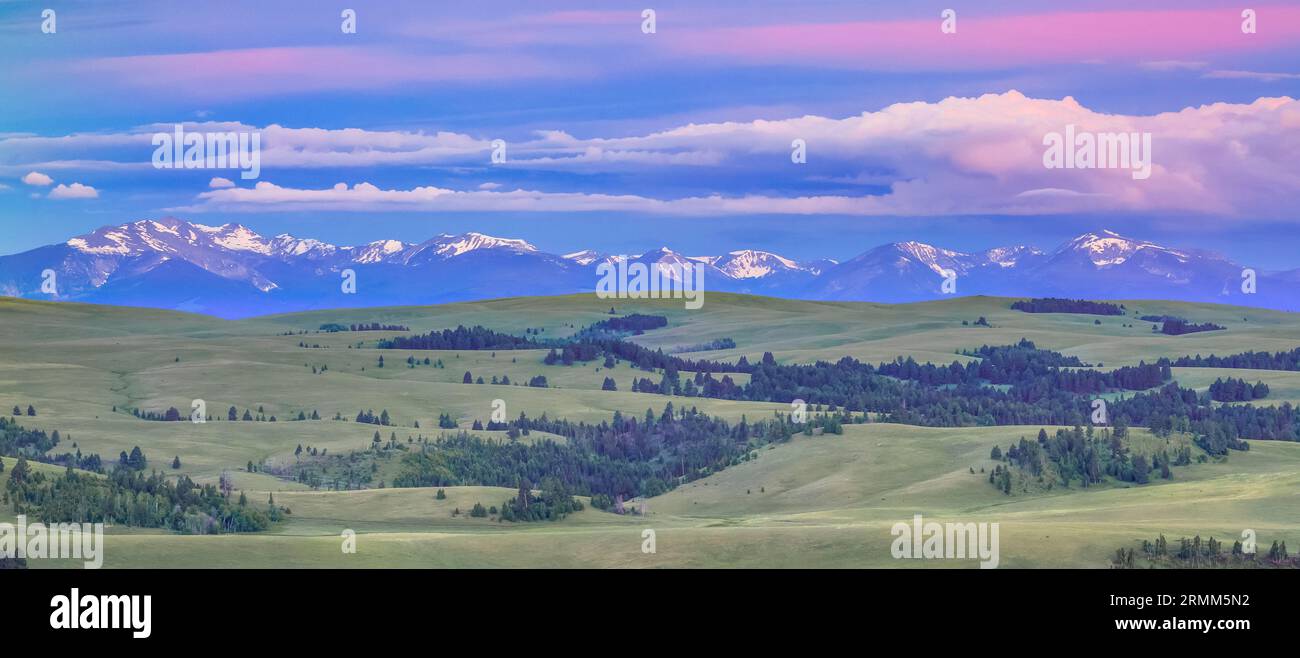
top-left (2, 293), bottom-right (1298, 568)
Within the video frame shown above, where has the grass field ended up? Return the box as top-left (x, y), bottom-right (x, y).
top-left (2, 293), bottom-right (1298, 568)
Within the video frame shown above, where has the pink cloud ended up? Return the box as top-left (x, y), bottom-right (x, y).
top-left (48, 183), bottom-right (99, 200)
top-left (170, 92), bottom-right (1300, 219)
top-left (667, 8), bottom-right (1300, 70)
top-left (76, 47), bottom-right (588, 99)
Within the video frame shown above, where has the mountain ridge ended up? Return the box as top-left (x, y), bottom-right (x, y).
top-left (0, 218), bottom-right (1292, 318)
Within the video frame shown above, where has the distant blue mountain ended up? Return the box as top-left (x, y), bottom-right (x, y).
top-left (0, 218), bottom-right (1293, 318)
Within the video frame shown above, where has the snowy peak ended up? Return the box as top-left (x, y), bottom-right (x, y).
top-left (431, 232), bottom-right (537, 257)
top-left (1057, 229), bottom-right (1188, 267)
top-left (562, 249), bottom-right (603, 266)
top-left (713, 249), bottom-right (807, 279)
top-left (269, 234), bottom-right (338, 259)
top-left (67, 218), bottom-right (273, 257)
top-left (984, 245), bottom-right (1045, 268)
top-left (209, 224), bottom-right (272, 255)
top-left (351, 239), bottom-right (412, 264)
top-left (67, 218), bottom-right (180, 255)
top-left (636, 247), bottom-right (691, 264)
top-left (876, 241), bottom-right (977, 275)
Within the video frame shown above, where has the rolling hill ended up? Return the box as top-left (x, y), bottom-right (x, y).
top-left (1, 292), bottom-right (1298, 567)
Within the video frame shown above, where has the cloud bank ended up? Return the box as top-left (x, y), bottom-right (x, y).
top-left (146, 91), bottom-right (1300, 219)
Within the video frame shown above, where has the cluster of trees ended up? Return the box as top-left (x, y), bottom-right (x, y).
top-left (1209, 377), bottom-right (1269, 402)
top-left (556, 337), bottom-right (1292, 448)
top-left (320, 322), bottom-right (409, 332)
top-left (548, 336), bottom-right (749, 374)
top-left (1010, 298), bottom-right (1125, 315)
top-left (583, 313), bottom-right (668, 335)
top-left (134, 407), bottom-right (187, 421)
top-left (0, 416), bottom-right (100, 472)
top-left (1112, 534), bottom-right (1297, 569)
top-left (461, 371), bottom-right (527, 385)
top-left (878, 340), bottom-right (1167, 392)
top-left (671, 337), bottom-right (737, 353)
top-left (498, 478), bottom-right (584, 522)
top-left (390, 404), bottom-right (828, 499)
top-left (286, 447), bottom-right (377, 491)
top-left (6, 458), bottom-right (277, 533)
top-left (355, 409), bottom-right (393, 426)
top-left (224, 406), bottom-right (279, 422)
top-left (538, 326), bottom-right (1290, 460)
top-left (117, 446), bottom-right (148, 471)
top-left (2, 415), bottom-right (60, 459)
top-left (138, 406), bottom-right (316, 422)
top-left (376, 325), bottom-right (538, 350)
top-left (10, 404), bottom-right (36, 417)
top-left (1156, 318), bottom-right (1225, 335)
top-left (1169, 347), bottom-right (1300, 371)
top-left (1108, 383), bottom-right (1289, 451)
top-left (402, 356), bottom-right (437, 368)
top-left (989, 426), bottom-right (1192, 494)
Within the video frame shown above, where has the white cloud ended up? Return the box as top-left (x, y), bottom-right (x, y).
top-left (1204, 70), bottom-right (1300, 82)
top-left (172, 180), bottom-right (876, 216)
top-left (209, 176), bottom-right (235, 188)
top-left (477, 182), bottom-right (502, 190)
top-left (22, 171), bottom-right (53, 186)
top-left (48, 182), bottom-right (99, 199)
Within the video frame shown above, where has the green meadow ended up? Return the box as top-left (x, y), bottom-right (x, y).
top-left (2, 293), bottom-right (1298, 568)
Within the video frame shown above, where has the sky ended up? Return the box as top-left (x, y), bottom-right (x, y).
top-left (1, 0), bottom-right (1298, 266)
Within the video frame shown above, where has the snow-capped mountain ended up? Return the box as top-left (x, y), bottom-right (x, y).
top-left (984, 245), bottom-right (1046, 269)
top-left (807, 230), bottom-right (1288, 308)
top-left (349, 239), bottom-right (411, 264)
top-left (561, 250), bottom-right (604, 266)
top-left (0, 219), bottom-right (1293, 317)
top-left (712, 250), bottom-right (817, 279)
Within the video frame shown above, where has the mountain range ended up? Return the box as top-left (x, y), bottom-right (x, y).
top-left (0, 217), bottom-right (1293, 318)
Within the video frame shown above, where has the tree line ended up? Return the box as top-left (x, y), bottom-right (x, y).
top-left (377, 325), bottom-right (539, 350)
top-left (6, 454), bottom-right (279, 533)
top-left (1011, 298), bottom-right (1125, 315)
top-left (1209, 377), bottom-right (1269, 402)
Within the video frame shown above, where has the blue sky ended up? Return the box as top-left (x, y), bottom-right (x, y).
top-left (1, 0), bottom-right (1298, 265)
